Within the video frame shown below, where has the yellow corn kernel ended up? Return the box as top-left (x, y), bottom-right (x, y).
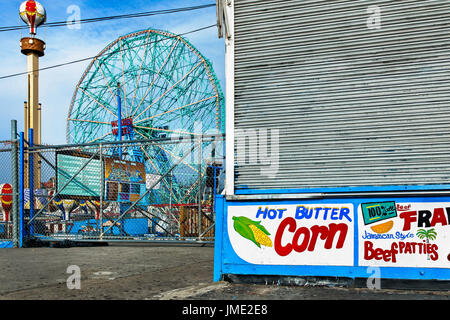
top-left (249, 224), bottom-right (273, 247)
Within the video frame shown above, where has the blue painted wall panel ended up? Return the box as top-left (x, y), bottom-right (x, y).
top-left (214, 195), bottom-right (450, 281)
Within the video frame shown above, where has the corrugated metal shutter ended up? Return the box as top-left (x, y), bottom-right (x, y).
top-left (233, 0), bottom-right (450, 190)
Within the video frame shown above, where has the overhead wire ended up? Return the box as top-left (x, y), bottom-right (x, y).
top-left (0, 23), bottom-right (217, 80)
top-left (0, 3), bottom-right (216, 32)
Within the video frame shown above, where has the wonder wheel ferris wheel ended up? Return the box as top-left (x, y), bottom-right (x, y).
top-left (66, 29), bottom-right (224, 205)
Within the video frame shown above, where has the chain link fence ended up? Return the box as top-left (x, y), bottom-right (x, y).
top-left (20, 134), bottom-right (224, 245)
top-left (0, 140), bottom-right (14, 243)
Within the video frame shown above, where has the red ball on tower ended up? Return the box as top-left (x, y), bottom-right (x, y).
top-left (19, 0), bottom-right (46, 35)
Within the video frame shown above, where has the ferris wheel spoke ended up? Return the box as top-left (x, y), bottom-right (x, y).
top-left (145, 73), bottom-right (210, 123)
top-left (133, 130), bottom-right (148, 140)
top-left (134, 61), bottom-right (203, 121)
top-left (98, 59), bottom-right (120, 91)
top-left (78, 87), bottom-right (117, 118)
top-left (138, 145), bottom-right (172, 191)
top-left (153, 142), bottom-right (199, 173)
top-left (134, 125), bottom-right (201, 137)
top-left (68, 119), bottom-right (110, 125)
top-left (95, 58), bottom-right (121, 91)
top-left (129, 31), bottom-right (152, 113)
top-left (86, 132), bottom-right (113, 144)
top-left (142, 37), bottom-right (181, 102)
top-left (134, 95), bottom-right (217, 125)
top-left (120, 39), bottom-right (142, 117)
top-left (130, 38), bottom-right (181, 119)
top-left (94, 59), bottom-right (117, 105)
top-left (169, 90), bottom-right (209, 121)
top-left (118, 39), bottom-right (129, 117)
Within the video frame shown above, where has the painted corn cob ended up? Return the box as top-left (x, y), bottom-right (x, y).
top-left (232, 216), bottom-right (272, 248)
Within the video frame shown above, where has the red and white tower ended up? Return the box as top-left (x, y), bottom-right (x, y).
top-left (19, 0), bottom-right (46, 189)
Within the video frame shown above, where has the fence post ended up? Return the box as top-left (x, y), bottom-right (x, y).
top-left (117, 83), bottom-right (122, 159)
top-left (198, 136), bottom-right (202, 239)
top-left (99, 144), bottom-right (104, 241)
top-left (28, 128), bottom-right (34, 237)
top-left (213, 165), bottom-right (218, 220)
top-left (169, 171), bottom-right (173, 235)
top-left (11, 120), bottom-right (19, 248)
top-left (19, 132), bottom-right (25, 247)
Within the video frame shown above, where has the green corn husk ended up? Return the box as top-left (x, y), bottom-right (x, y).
top-left (233, 216), bottom-right (271, 235)
top-left (232, 216), bottom-right (273, 248)
top-left (232, 217), bottom-right (260, 248)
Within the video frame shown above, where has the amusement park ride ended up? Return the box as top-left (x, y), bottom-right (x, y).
top-left (20, 0), bottom-right (46, 189)
top-left (1, 0), bottom-right (224, 241)
top-left (67, 28), bottom-right (224, 204)
top-left (1, 0), bottom-right (45, 237)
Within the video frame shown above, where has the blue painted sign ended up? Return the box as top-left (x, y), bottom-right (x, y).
top-left (214, 195), bottom-right (450, 282)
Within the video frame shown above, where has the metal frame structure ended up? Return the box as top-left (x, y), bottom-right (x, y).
top-left (66, 28), bottom-right (225, 208)
top-left (12, 133), bottom-right (224, 246)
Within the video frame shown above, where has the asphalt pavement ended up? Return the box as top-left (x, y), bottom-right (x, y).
top-left (0, 243), bottom-right (448, 300)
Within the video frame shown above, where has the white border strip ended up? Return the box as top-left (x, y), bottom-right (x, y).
top-left (225, 0), bottom-right (235, 196)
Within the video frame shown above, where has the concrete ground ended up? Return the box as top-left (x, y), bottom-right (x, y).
top-left (0, 243), bottom-right (448, 300)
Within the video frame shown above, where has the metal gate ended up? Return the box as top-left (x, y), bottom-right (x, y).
top-left (14, 132), bottom-right (224, 245)
top-left (232, 0), bottom-right (450, 191)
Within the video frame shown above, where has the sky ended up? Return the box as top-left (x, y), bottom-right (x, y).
top-left (0, 0), bottom-right (225, 145)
